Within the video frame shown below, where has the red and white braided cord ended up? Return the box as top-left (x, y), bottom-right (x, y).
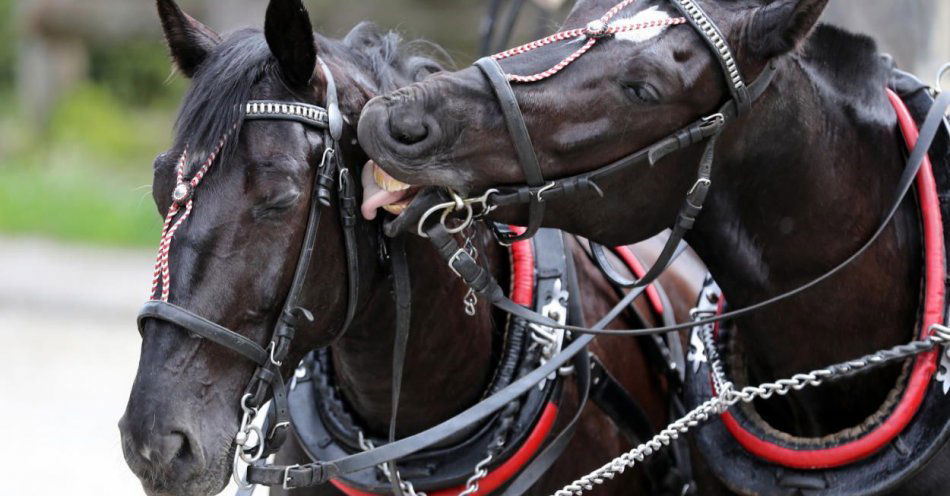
top-left (492, 0), bottom-right (686, 83)
top-left (149, 134), bottom-right (228, 302)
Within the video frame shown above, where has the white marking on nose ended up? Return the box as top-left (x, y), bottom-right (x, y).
top-left (610, 6), bottom-right (674, 43)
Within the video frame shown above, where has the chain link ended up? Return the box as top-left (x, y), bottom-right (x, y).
top-left (462, 227), bottom-right (480, 317)
top-left (358, 431), bottom-right (427, 496)
top-left (458, 455), bottom-right (494, 496)
top-left (552, 324), bottom-right (950, 496)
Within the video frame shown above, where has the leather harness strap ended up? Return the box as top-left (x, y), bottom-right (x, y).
top-left (387, 235), bottom-right (413, 495)
top-left (475, 57), bottom-right (548, 244)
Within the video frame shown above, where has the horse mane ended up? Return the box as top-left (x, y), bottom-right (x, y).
top-left (173, 24), bottom-right (448, 168)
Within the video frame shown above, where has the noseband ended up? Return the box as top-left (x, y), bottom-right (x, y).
top-left (136, 59), bottom-right (361, 485)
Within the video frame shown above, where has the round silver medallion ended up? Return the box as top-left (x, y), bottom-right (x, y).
top-left (172, 183), bottom-right (191, 203)
top-left (586, 20), bottom-right (608, 38)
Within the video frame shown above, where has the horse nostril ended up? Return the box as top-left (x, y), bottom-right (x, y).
top-left (157, 431), bottom-right (193, 466)
top-left (388, 108), bottom-right (429, 145)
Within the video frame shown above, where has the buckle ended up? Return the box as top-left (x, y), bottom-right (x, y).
top-left (535, 182), bottom-right (557, 202)
top-left (283, 464), bottom-right (301, 490)
top-left (700, 112), bottom-right (725, 131)
top-left (448, 248), bottom-right (475, 279)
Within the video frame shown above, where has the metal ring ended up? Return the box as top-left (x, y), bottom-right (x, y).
top-left (239, 425), bottom-right (266, 463)
top-left (450, 191), bottom-right (466, 211)
top-left (232, 452), bottom-right (254, 489)
top-left (440, 203), bottom-right (474, 235)
top-left (240, 393), bottom-right (259, 415)
top-left (937, 62), bottom-right (950, 93)
top-left (416, 200), bottom-right (457, 238)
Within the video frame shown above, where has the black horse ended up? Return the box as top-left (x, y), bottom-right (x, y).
top-left (359, 0), bottom-right (950, 493)
top-left (119, 1), bottom-right (704, 495)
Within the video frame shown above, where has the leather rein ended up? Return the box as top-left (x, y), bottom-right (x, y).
top-left (132, 1), bottom-right (950, 491)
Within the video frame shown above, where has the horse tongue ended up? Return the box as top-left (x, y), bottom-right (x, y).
top-left (361, 164), bottom-right (408, 220)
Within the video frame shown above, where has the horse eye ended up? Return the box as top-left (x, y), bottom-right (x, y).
top-left (255, 189), bottom-right (301, 219)
top-left (623, 82), bottom-right (661, 104)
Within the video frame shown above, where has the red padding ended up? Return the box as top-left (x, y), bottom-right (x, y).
top-left (330, 403), bottom-right (560, 496)
top-left (716, 89), bottom-right (945, 469)
top-left (613, 246), bottom-right (665, 316)
top-left (509, 226), bottom-right (536, 307)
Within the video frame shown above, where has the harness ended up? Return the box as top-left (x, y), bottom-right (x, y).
top-left (680, 69), bottom-right (950, 496)
top-left (236, 1), bottom-right (947, 492)
top-left (135, 1), bottom-right (950, 493)
top-left (135, 52), bottom-right (684, 495)
top-left (288, 229), bottom-right (564, 496)
top-left (136, 58), bottom-right (363, 488)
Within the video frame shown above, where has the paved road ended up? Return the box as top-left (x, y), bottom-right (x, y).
top-left (0, 237), bottom-right (257, 495)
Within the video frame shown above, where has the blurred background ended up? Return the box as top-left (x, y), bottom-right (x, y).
top-left (0, 0), bottom-right (947, 494)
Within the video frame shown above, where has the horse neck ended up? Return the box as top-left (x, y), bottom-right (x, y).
top-left (330, 230), bottom-right (503, 437)
top-left (687, 53), bottom-right (924, 435)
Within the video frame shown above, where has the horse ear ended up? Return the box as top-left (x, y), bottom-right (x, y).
top-left (744, 0), bottom-right (829, 59)
top-left (264, 0), bottom-right (317, 88)
top-left (156, 0), bottom-right (221, 78)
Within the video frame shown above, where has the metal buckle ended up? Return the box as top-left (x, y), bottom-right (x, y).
top-left (700, 112), bottom-right (725, 129)
top-left (687, 177), bottom-right (712, 198)
top-left (535, 182), bottom-right (557, 202)
top-left (283, 464), bottom-right (301, 490)
top-left (268, 342), bottom-right (283, 367)
top-left (448, 248), bottom-right (474, 279)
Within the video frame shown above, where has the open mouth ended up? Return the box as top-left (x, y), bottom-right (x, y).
top-left (360, 161), bottom-right (421, 221)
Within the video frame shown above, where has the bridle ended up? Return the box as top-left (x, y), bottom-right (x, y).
top-left (136, 58), bottom-right (363, 488)
top-left (131, 3), bottom-right (950, 493)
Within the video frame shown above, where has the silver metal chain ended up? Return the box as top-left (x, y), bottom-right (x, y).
top-left (458, 454), bottom-right (494, 496)
top-left (552, 323), bottom-right (950, 496)
top-left (461, 227), bottom-right (480, 317)
top-left (358, 431), bottom-right (427, 496)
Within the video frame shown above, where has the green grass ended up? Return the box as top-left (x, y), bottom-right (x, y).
top-left (0, 164), bottom-right (160, 247)
top-left (0, 83), bottom-right (177, 247)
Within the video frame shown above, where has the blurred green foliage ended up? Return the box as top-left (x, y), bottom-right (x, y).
top-left (0, 81), bottom-right (175, 246)
top-left (0, 0), bottom-right (557, 247)
top-left (0, 28), bottom-right (181, 246)
top-left (0, 0), bottom-right (13, 90)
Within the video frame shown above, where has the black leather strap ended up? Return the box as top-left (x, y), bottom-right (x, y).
top-left (475, 57), bottom-right (547, 244)
top-left (387, 236), bottom-right (413, 495)
top-left (487, 62), bottom-right (776, 210)
top-left (498, 349), bottom-right (591, 496)
top-left (138, 301), bottom-right (268, 365)
top-left (669, 0), bottom-right (749, 114)
top-left (435, 90), bottom-right (950, 339)
top-left (338, 164), bottom-right (361, 335)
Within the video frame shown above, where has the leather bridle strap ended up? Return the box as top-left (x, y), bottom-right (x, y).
top-left (670, 0), bottom-right (749, 114)
top-left (387, 235), bottom-right (413, 496)
top-left (137, 59), bottom-right (361, 464)
top-left (475, 57), bottom-right (548, 244)
top-left (138, 301), bottom-right (269, 365)
top-left (589, 131), bottom-right (719, 289)
top-left (436, 90), bottom-right (950, 338)
top-left (484, 61), bottom-right (777, 210)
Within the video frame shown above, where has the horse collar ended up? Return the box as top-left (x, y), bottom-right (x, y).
top-left (683, 72), bottom-right (950, 495)
top-left (286, 228), bottom-right (571, 495)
